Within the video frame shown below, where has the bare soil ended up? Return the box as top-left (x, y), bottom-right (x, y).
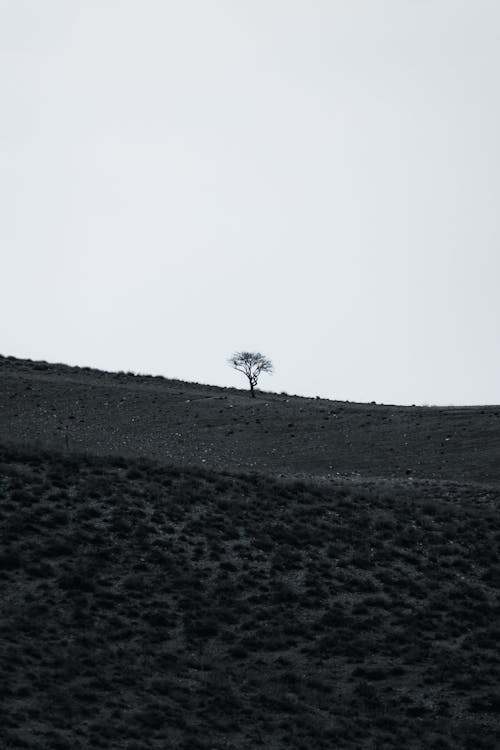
top-left (1, 355), bottom-right (499, 749)
top-left (1, 355), bottom-right (499, 484)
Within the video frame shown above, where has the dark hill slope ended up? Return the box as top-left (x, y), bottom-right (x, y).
top-left (1, 444), bottom-right (500, 749)
top-left (1, 355), bottom-right (499, 484)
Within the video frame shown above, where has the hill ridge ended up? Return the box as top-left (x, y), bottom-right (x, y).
top-left (1, 354), bottom-right (499, 485)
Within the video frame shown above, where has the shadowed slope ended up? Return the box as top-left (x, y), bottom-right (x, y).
top-left (1, 355), bottom-right (499, 484)
top-left (1, 444), bottom-right (500, 749)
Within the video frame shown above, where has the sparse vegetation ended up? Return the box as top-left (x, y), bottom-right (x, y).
top-left (1, 355), bottom-right (500, 747)
top-left (0, 442), bottom-right (499, 748)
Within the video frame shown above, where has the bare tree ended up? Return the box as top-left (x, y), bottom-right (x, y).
top-left (228, 351), bottom-right (273, 398)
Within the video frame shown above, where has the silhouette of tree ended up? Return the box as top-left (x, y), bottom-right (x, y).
top-left (228, 351), bottom-right (273, 398)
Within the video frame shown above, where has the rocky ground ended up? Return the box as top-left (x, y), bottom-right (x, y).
top-left (1, 354), bottom-right (500, 484)
top-left (1, 355), bottom-right (499, 748)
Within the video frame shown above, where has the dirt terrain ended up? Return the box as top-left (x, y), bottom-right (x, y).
top-left (1, 355), bottom-right (500, 749)
top-left (1, 355), bottom-right (499, 484)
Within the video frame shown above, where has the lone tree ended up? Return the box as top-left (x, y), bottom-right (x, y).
top-left (228, 351), bottom-right (273, 398)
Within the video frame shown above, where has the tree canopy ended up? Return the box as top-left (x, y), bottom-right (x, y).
top-left (228, 351), bottom-right (273, 397)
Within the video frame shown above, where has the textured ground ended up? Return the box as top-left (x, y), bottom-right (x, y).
top-left (1, 355), bottom-right (500, 748)
top-left (1, 445), bottom-right (500, 749)
top-left (1, 354), bottom-right (500, 484)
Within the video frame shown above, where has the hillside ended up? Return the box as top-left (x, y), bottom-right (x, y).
top-left (1, 443), bottom-right (500, 749)
top-left (1, 354), bottom-right (499, 485)
top-left (1, 355), bottom-right (500, 748)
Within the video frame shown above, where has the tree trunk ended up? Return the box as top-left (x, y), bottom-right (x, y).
top-left (249, 381), bottom-right (255, 398)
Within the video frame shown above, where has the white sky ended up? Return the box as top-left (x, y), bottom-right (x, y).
top-left (1, 1), bottom-right (499, 405)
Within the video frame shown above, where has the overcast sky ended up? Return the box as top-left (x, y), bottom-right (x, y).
top-left (1, 1), bottom-right (499, 405)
